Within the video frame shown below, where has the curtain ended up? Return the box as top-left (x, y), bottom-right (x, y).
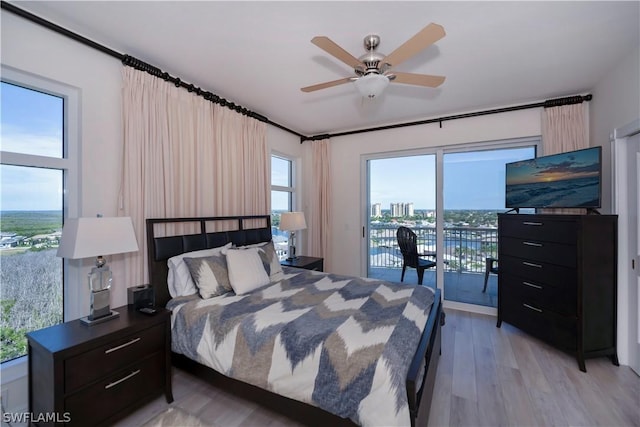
top-left (541, 103), bottom-right (588, 155)
top-left (119, 67), bottom-right (268, 285)
top-left (307, 138), bottom-right (332, 270)
top-left (540, 102), bottom-right (589, 214)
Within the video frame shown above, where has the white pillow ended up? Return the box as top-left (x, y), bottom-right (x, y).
top-left (226, 247), bottom-right (271, 295)
top-left (167, 242), bottom-right (232, 298)
top-left (236, 240), bottom-right (284, 282)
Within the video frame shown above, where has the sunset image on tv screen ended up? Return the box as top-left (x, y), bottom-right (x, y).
top-left (505, 147), bottom-right (601, 208)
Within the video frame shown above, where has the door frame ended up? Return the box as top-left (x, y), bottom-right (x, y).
top-left (612, 118), bottom-right (640, 372)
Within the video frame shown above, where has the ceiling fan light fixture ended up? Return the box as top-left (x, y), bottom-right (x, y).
top-left (354, 74), bottom-right (389, 99)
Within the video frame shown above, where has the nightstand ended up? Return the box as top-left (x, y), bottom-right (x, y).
top-left (27, 305), bottom-right (172, 426)
top-left (280, 256), bottom-right (324, 272)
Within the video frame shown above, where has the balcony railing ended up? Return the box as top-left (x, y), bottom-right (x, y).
top-left (369, 223), bottom-right (498, 274)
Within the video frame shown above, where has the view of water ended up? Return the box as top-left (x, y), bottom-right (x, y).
top-left (506, 176), bottom-right (600, 208)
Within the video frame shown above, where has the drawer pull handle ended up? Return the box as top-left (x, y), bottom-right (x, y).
top-left (523, 303), bottom-right (542, 313)
top-left (105, 369), bottom-right (140, 390)
top-left (522, 261), bottom-right (542, 268)
top-left (523, 241), bottom-right (543, 247)
top-left (105, 337), bottom-right (140, 354)
top-left (523, 281), bottom-right (542, 289)
top-left (522, 221), bottom-right (543, 226)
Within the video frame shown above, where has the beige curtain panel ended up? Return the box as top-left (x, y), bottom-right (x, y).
top-left (119, 67), bottom-right (268, 285)
top-left (540, 102), bottom-right (589, 214)
top-left (307, 138), bottom-right (332, 269)
top-left (541, 103), bottom-right (588, 155)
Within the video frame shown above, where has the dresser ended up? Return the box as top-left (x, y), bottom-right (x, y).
top-left (27, 305), bottom-right (172, 426)
top-left (497, 213), bottom-right (618, 372)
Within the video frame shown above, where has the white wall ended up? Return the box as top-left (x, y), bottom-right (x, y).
top-left (328, 108), bottom-right (542, 276)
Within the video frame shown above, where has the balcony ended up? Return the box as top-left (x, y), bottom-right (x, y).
top-left (368, 223), bottom-right (498, 307)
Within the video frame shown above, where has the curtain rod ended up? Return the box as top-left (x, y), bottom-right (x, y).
top-left (1, 1), bottom-right (305, 139)
top-left (301, 94), bottom-right (593, 142)
top-left (2, 1), bottom-right (593, 144)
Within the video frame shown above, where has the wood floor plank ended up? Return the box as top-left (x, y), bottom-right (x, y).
top-left (451, 329), bottom-right (477, 401)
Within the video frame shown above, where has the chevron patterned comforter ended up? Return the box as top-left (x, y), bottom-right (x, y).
top-left (167, 267), bottom-right (435, 426)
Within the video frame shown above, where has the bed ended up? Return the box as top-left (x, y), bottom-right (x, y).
top-left (146, 215), bottom-right (443, 426)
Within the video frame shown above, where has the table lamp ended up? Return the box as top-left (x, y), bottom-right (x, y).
top-left (279, 212), bottom-right (307, 260)
top-left (57, 216), bottom-right (139, 325)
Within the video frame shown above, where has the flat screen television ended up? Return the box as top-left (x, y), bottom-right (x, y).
top-left (505, 146), bottom-right (602, 209)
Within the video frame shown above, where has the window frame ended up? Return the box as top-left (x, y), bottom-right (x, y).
top-left (1, 66), bottom-right (80, 368)
top-left (270, 152), bottom-right (297, 211)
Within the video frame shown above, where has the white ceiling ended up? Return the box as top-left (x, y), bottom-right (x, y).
top-left (9, 1), bottom-right (640, 136)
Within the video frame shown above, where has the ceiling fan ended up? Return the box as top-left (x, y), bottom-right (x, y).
top-left (301, 23), bottom-right (446, 99)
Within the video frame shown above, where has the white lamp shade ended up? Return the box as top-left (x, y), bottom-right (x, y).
top-left (56, 217), bottom-right (139, 259)
top-left (354, 74), bottom-right (390, 98)
top-left (279, 212), bottom-right (307, 231)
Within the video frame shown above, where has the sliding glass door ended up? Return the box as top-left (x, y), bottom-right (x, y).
top-left (442, 147), bottom-right (535, 307)
top-left (364, 138), bottom-right (538, 309)
top-left (366, 154), bottom-right (437, 288)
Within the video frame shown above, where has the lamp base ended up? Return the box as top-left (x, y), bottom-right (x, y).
top-left (80, 310), bottom-right (120, 326)
top-left (287, 244), bottom-right (298, 261)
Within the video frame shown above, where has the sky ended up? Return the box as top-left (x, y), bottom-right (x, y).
top-left (370, 147), bottom-right (535, 210)
top-left (1, 82), bottom-right (64, 211)
top-left (506, 147), bottom-right (600, 185)
top-left (2, 81), bottom-right (536, 213)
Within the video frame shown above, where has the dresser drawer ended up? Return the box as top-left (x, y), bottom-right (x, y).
top-left (500, 255), bottom-right (577, 287)
top-left (501, 292), bottom-right (576, 351)
top-left (65, 352), bottom-right (164, 426)
top-left (500, 272), bottom-right (576, 315)
top-left (499, 216), bottom-right (577, 244)
top-left (501, 236), bottom-right (576, 267)
top-left (65, 323), bottom-right (164, 393)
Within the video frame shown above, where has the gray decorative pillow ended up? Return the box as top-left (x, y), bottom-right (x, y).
top-left (183, 254), bottom-right (232, 299)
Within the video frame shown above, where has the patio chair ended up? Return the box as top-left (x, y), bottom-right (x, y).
top-left (483, 257), bottom-right (498, 292)
top-left (396, 226), bottom-right (436, 285)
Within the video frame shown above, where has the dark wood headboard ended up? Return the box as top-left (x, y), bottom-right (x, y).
top-left (146, 215), bottom-right (272, 308)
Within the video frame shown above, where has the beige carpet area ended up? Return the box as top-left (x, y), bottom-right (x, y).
top-left (141, 407), bottom-right (217, 427)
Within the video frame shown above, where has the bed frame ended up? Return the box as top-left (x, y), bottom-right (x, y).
top-left (146, 215), bottom-right (443, 426)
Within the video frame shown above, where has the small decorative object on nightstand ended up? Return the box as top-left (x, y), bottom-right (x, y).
top-left (27, 305), bottom-right (172, 427)
top-left (281, 256), bottom-right (324, 272)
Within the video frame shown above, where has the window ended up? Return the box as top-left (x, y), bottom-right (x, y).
top-left (271, 154), bottom-right (294, 259)
top-left (0, 69), bottom-right (78, 364)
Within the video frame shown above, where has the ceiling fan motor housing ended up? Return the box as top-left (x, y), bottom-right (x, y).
top-left (356, 34), bottom-right (389, 75)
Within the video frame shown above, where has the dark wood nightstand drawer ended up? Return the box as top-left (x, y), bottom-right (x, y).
top-left (65, 352), bottom-right (164, 426)
top-left (64, 322), bottom-right (165, 393)
top-left (28, 305), bottom-right (172, 426)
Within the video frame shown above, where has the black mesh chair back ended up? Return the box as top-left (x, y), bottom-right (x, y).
top-left (396, 226), bottom-right (436, 285)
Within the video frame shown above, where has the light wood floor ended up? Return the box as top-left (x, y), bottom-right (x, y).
top-left (114, 309), bottom-right (640, 427)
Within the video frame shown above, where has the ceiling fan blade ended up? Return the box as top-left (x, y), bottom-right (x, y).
top-left (382, 23), bottom-right (446, 68)
top-left (300, 77), bottom-right (353, 93)
top-left (390, 72), bottom-right (446, 87)
top-left (311, 36), bottom-right (365, 69)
